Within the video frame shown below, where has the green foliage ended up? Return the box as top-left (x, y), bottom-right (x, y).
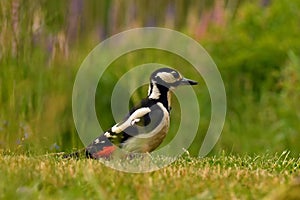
top-left (0, 0), bottom-right (299, 156)
top-left (41, 0), bottom-right (68, 32)
top-left (202, 0), bottom-right (300, 155)
top-left (206, 0), bottom-right (300, 96)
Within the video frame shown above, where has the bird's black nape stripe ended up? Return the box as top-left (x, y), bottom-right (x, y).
top-left (155, 84), bottom-right (170, 112)
top-left (148, 83), bottom-right (153, 97)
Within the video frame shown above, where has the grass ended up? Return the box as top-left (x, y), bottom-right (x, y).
top-left (0, 151), bottom-right (299, 200)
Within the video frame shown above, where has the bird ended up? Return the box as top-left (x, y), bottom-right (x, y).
top-left (65, 67), bottom-right (197, 159)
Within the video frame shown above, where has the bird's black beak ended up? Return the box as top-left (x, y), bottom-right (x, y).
top-left (180, 77), bottom-right (198, 86)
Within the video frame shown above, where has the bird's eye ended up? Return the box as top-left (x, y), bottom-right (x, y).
top-left (171, 71), bottom-right (180, 79)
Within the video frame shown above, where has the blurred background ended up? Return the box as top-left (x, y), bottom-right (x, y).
top-left (0, 0), bottom-right (299, 156)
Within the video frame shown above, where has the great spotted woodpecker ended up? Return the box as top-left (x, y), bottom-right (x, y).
top-left (67, 68), bottom-right (197, 159)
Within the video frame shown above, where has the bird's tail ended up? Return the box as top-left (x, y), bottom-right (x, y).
top-left (62, 148), bottom-right (88, 159)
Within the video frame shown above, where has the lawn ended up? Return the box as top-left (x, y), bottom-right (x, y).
top-left (1, 151), bottom-right (299, 199)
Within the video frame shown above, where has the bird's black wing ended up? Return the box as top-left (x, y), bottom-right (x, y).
top-left (86, 99), bottom-right (167, 158)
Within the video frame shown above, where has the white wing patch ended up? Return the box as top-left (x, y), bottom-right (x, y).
top-left (111, 107), bottom-right (151, 133)
top-left (104, 132), bottom-right (111, 137)
top-left (104, 131), bottom-right (117, 138)
top-left (131, 118), bottom-right (140, 125)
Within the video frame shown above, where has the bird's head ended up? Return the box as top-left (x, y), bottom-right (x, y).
top-left (150, 68), bottom-right (198, 90)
